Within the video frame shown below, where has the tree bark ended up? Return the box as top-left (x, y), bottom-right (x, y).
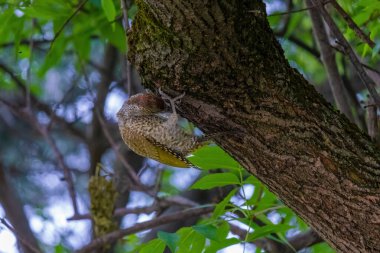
top-left (127, 1), bottom-right (380, 252)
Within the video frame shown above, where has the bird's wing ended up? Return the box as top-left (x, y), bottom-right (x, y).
top-left (126, 131), bottom-right (192, 168)
top-left (145, 137), bottom-right (194, 168)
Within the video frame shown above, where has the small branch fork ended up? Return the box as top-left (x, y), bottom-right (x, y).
top-left (311, 0), bottom-right (380, 105)
top-left (0, 99), bottom-right (80, 217)
top-left (120, 0), bottom-right (132, 94)
top-left (0, 217), bottom-right (41, 253)
top-left (268, 0), bottom-right (375, 49)
top-left (329, 0), bottom-right (375, 48)
top-left (50, 0), bottom-right (89, 48)
top-left (0, 60), bottom-right (85, 140)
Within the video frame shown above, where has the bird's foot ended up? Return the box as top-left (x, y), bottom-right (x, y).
top-left (158, 88), bottom-right (185, 115)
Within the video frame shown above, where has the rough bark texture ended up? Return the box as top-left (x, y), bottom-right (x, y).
top-left (127, 1), bottom-right (380, 252)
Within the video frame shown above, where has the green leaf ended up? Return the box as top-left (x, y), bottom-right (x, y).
top-left (362, 44), bottom-right (370, 57)
top-left (191, 173), bottom-right (240, 190)
top-left (247, 224), bottom-right (294, 241)
top-left (158, 231), bottom-right (179, 253)
top-left (284, 13), bottom-right (305, 38)
top-left (30, 83), bottom-right (43, 97)
top-left (212, 188), bottom-right (237, 219)
top-left (204, 238), bottom-right (240, 253)
top-left (177, 227), bottom-right (206, 253)
top-left (140, 238), bottom-right (166, 253)
top-left (99, 22), bottom-right (127, 52)
top-left (0, 76), bottom-right (16, 91)
top-left (38, 34), bottom-right (67, 76)
top-left (245, 185), bottom-right (263, 206)
top-left (54, 244), bottom-right (69, 253)
top-left (296, 216), bottom-right (309, 231)
top-left (187, 145), bottom-right (242, 170)
top-left (216, 221), bottom-right (230, 240)
top-left (24, 0), bottom-right (70, 20)
top-left (128, 4), bottom-right (138, 20)
top-left (72, 22), bottom-right (92, 60)
top-left (0, 9), bottom-right (15, 43)
top-left (311, 242), bottom-right (336, 253)
top-left (193, 224), bottom-right (219, 241)
top-left (16, 44), bottom-right (31, 59)
top-left (101, 0), bottom-right (116, 22)
top-left (243, 175), bottom-right (261, 186)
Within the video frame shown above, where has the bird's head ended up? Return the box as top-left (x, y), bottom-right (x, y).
top-left (117, 93), bottom-right (165, 120)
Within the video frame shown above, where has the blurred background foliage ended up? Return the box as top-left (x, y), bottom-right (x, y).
top-left (0, 0), bottom-right (379, 252)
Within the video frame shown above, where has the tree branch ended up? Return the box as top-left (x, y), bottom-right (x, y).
top-left (0, 60), bottom-right (86, 140)
top-left (307, 0), bottom-right (354, 121)
top-left (366, 97), bottom-right (379, 142)
top-left (0, 218), bottom-right (41, 253)
top-left (0, 164), bottom-right (41, 253)
top-left (88, 44), bottom-right (117, 175)
top-left (120, 0), bottom-right (133, 94)
top-left (0, 99), bottom-right (80, 216)
top-left (329, 0), bottom-right (375, 48)
top-left (76, 206), bottom-right (214, 253)
top-left (67, 194), bottom-right (198, 221)
top-left (312, 0), bottom-right (380, 105)
top-left (95, 111), bottom-right (141, 185)
top-left (50, 0), bottom-right (89, 47)
top-left (230, 223), bottom-right (323, 253)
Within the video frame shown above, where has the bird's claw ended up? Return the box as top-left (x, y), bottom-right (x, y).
top-left (158, 88), bottom-right (185, 114)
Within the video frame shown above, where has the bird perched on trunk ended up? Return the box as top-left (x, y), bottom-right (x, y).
top-left (116, 91), bottom-right (201, 168)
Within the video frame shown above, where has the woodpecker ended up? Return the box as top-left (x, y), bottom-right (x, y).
top-left (116, 91), bottom-right (200, 168)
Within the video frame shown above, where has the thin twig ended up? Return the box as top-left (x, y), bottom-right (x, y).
top-left (120, 0), bottom-right (132, 94)
top-left (0, 38), bottom-right (51, 48)
top-left (307, 0), bottom-right (354, 121)
top-left (367, 96), bottom-right (379, 141)
top-left (68, 205), bottom-right (159, 220)
top-left (95, 110), bottom-right (141, 185)
top-left (266, 0), bottom-right (331, 17)
top-left (120, 0), bottom-right (131, 31)
top-left (273, 0), bottom-right (293, 36)
top-left (0, 61), bottom-right (86, 140)
top-left (278, 35), bottom-right (380, 77)
top-left (0, 99), bottom-right (80, 216)
top-left (267, 6), bottom-right (313, 17)
top-left (329, 0), bottom-right (375, 48)
top-left (0, 218), bottom-right (41, 253)
top-left (67, 195), bottom-right (196, 221)
top-left (38, 124), bottom-right (80, 216)
top-left (312, 0), bottom-right (380, 105)
top-left (50, 0), bottom-right (89, 48)
top-left (26, 19), bottom-right (36, 110)
top-left (76, 206), bottom-right (214, 253)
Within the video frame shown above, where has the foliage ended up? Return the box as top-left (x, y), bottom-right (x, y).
top-left (137, 146), bottom-right (329, 252)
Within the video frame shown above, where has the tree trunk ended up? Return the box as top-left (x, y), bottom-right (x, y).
top-left (127, 1), bottom-right (380, 252)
